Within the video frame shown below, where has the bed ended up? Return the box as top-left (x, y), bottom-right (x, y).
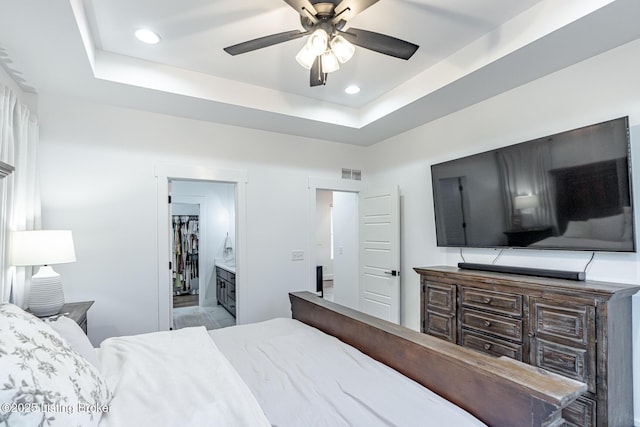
top-left (532, 158), bottom-right (634, 251)
top-left (531, 210), bottom-right (633, 251)
top-left (530, 209), bottom-right (633, 251)
top-left (0, 292), bottom-right (585, 427)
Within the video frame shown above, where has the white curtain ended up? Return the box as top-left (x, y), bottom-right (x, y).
top-left (0, 85), bottom-right (41, 306)
top-left (497, 140), bottom-right (556, 230)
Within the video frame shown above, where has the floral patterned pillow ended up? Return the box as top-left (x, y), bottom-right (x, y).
top-left (0, 303), bottom-right (112, 427)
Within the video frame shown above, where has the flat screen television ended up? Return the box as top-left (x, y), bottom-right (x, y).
top-left (431, 116), bottom-right (635, 252)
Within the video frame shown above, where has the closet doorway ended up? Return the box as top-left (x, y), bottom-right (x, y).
top-left (171, 200), bottom-right (202, 309)
top-left (169, 180), bottom-right (237, 331)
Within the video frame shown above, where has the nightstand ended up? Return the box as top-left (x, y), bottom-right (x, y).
top-left (503, 226), bottom-right (553, 247)
top-left (32, 301), bottom-right (94, 334)
top-left (60, 301), bottom-right (94, 334)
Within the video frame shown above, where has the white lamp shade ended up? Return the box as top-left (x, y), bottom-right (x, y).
top-left (12, 230), bottom-right (76, 266)
top-left (321, 51), bottom-right (340, 73)
top-left (295, 43), bottom-right (317, 70)
top-left (307, 29), bottom-right (329, 56)
top-left (514, 195), bottom-right (539, 210)
top-left (330, 35), bottom-right (355, 63)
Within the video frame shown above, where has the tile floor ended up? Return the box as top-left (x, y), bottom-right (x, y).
top-left (174, 281), bottom-right (333, 330)
top-left (172, 305), bottom-right (236, 330)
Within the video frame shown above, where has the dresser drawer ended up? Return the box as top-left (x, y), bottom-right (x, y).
top-left (461, 287), bottom-right (522, 317)
top-left (562, 395), bottom-right (596, 427)
top-left (532, 301), bottom-right (593, 346)
top-left (425, 309), bottom-right (456, 343)
top-left (532, 338), bottom-right (595, 392)
top-left (462, 308), bottom-right (522, 342)
top-left (216, 267), bottom-right (229, 280)
top-left (426, 281), bottom-right (455, 312)
top-left (461, 329), bottom-right (523, 361)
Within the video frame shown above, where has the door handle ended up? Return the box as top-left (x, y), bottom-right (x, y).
top-left (384, 270), bottom-right (399, 277)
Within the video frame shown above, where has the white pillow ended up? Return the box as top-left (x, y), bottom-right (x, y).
top-left (48, 315), bottom-right (100, 369)
top-left (0, 303), bottom-right (112, 427)
top-left (563, 220), bottom-right (591, 238)
top-left (588, 214), bottom-right (626, 241)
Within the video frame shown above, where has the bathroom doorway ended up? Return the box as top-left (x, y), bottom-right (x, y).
top-left (169, 179), bottom-right (237, 331)
top-left (156, 166), bottom-right (247, 332)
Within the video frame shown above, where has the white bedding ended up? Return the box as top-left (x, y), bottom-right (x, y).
top-left (530, 212), bottom-right (634, 251)
top-left (98, 327), bottom-right (271, 427)
top-left (210, 318), bottom-right (486, 427)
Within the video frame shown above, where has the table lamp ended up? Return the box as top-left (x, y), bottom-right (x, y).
top-left (513, 194), bottom-right (540, 228)
top-left (11, 230), bottom-right (77, 316)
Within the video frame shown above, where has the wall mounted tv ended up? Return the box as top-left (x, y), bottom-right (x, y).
top-left (431, 116), bottom-right (635, 252)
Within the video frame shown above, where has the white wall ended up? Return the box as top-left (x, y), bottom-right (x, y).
top-left (365, 38), bottom-right (640, 423)
top-left (36, 94), bottom-right (365, 345)
top-left (332, 191), bottom-right (359, 309)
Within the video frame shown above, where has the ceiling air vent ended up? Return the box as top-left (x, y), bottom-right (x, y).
top-left (342, 168), bottom-right (361, 180)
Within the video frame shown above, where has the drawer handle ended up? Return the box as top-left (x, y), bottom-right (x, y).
top-left (483, 297), bottom-right (492, 304)
top-left (483, 343), bottom-right (492, 350)
top-left (483, 320), bottom-right (492, 327)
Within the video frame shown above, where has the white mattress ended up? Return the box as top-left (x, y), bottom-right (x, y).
top-left (210, 318), bottom-right (486, 427)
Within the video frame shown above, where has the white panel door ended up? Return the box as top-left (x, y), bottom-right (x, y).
top-left (359, 186), bottom-right (400, 324)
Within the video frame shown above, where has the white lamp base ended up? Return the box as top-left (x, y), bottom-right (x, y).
top-left (28, 265), bottom-right (65, 317)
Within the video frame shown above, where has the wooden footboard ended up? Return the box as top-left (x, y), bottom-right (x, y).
top-left (289, 291), bottom-right (586, 427)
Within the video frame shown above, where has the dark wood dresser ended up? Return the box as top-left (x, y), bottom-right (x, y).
top-left (415, 266), bottom-right (640, 427)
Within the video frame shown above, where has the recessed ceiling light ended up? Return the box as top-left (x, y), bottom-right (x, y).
top-left (135, 29), bottom-right (161, 45)
top-left (345, 85), bottom-right (360, 95)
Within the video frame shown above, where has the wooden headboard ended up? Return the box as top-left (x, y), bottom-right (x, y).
top-left (290, 291), bottom-right (585, 427)
top-left (550, 158), bottom-right (629, 233)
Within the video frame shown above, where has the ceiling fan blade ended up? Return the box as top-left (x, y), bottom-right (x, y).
top-left (282, 0), bottom-right (318, 22)
top-left (339, 28), bottom-right (419, 60)
top-left (310, 57), bottom-right (327, 87)
top-left (333, 0), bottom-right (380, 22)
top-left (224, 30), bottom-right (306, 55)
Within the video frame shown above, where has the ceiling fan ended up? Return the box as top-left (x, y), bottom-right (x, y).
top-left (223, 0), bottom-right (419, 87)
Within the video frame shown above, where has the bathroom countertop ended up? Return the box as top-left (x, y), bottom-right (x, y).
top-left (215, 261), bottom-right (236, 274)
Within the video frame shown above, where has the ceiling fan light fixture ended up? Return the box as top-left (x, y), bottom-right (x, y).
top-left (321, 51), bottom-right (340, 73)
top-left (295, 44), bottom-right (316, 70)
top-left (330, 35), bottom-right (355, 63)
top-left (134, 28), bottom-right (160, 45)
top-left (222, 0), bottom-right (419, 87)
top-left (307, 29), bottom-right (329, 56)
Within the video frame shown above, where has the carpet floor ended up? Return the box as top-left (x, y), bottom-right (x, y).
top-left (173, 305), bottom-right (236, 330)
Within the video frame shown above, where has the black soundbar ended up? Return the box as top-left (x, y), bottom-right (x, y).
top-left (457, 262), bottom-right (585, 281)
